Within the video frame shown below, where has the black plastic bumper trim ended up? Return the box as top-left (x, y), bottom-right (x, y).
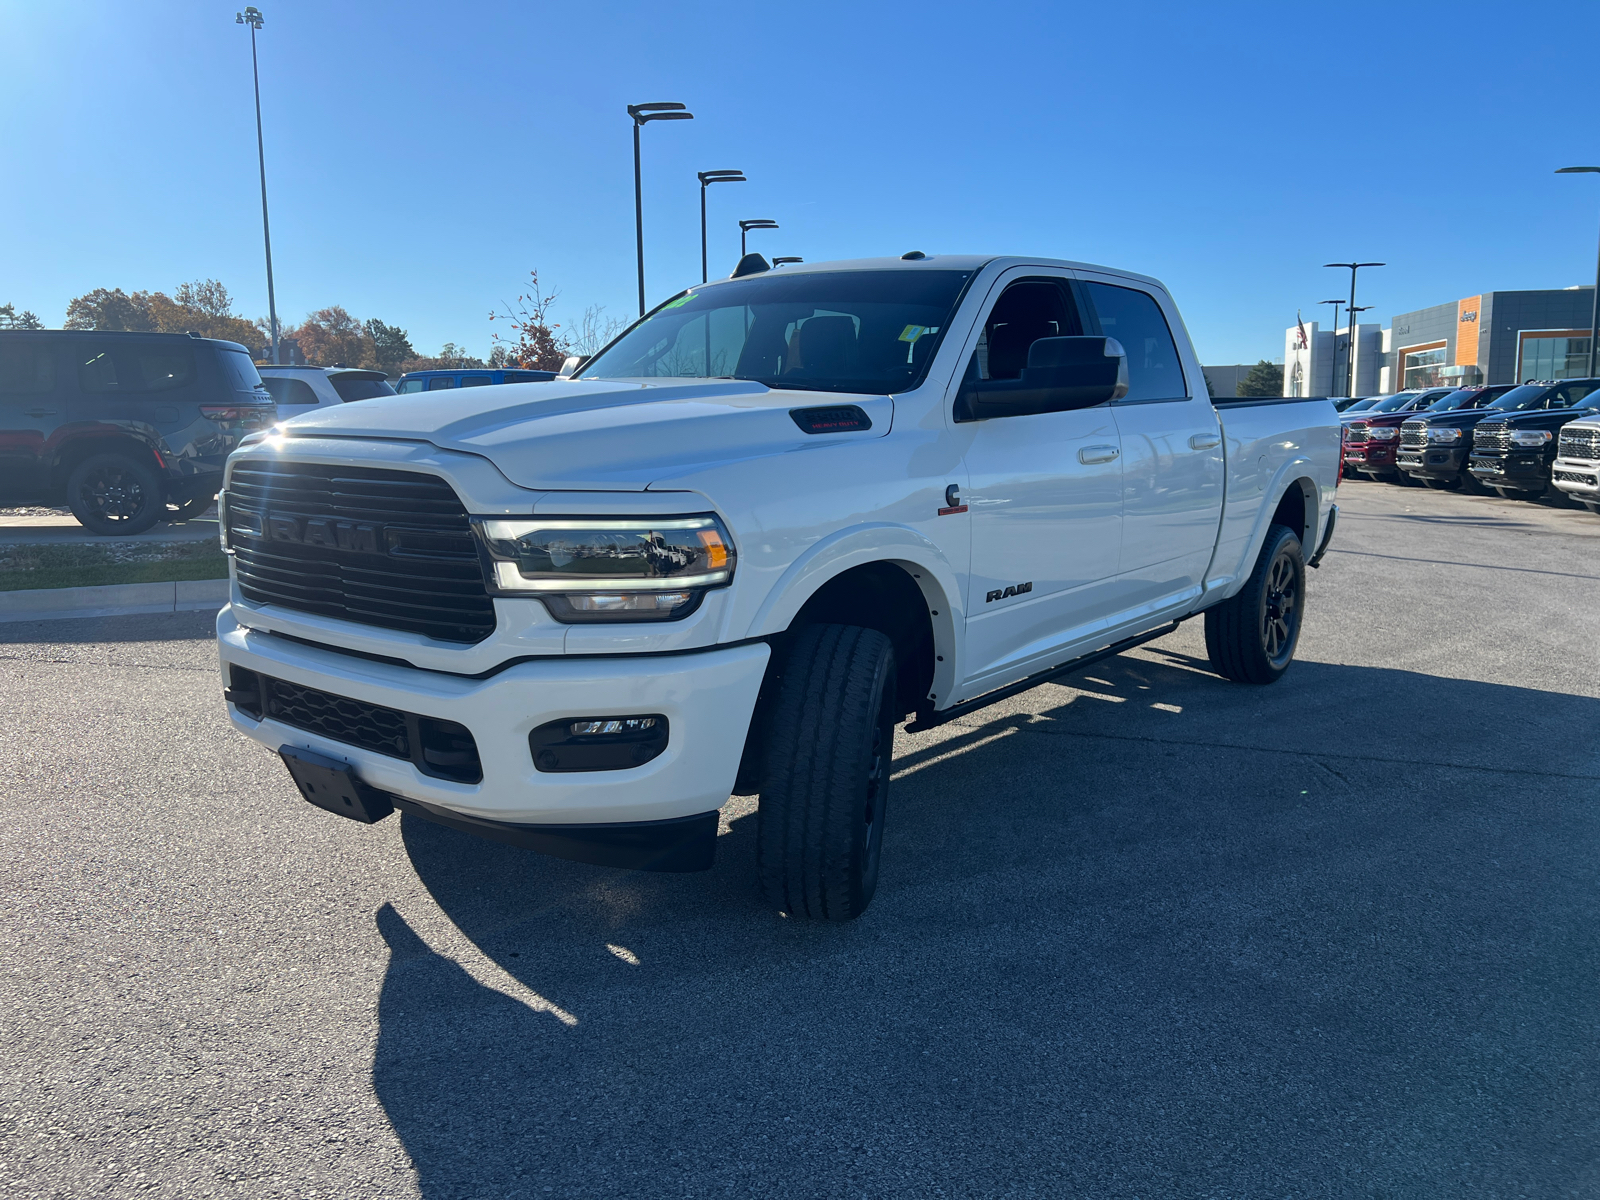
top-left (389, 794), bottom-right (718, 873)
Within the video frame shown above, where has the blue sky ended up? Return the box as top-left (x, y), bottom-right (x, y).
top-left (3, 0), bottom-right (1598, 365)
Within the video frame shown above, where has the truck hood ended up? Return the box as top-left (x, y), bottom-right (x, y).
top-left (1478, 407), bottom-right (1599, 429)
top-left (275, 378), bottom-right (892, 490)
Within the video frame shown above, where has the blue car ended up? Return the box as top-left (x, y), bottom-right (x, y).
top-left (395, 368), bottom-right (555, 393)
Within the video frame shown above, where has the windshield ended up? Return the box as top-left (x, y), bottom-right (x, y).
top-left (1367, 392), bottom-right (1420, 413)
top-left (330, 375), bottom-right (397, 403)
top-left (1489, 385), bottom-right (1553, 411)
top-left (1430, 388), bottom-right (1484, 411)
top-left (1344, 397), bottom-right (1380, 412)
top-left (579, 269), bottom-right (975, 394)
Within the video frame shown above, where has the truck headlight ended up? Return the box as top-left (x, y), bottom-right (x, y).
top-left (1367, 426), bottom-right (1398, 440)
top-left (1426, 427), bottom-right (1462, 443)
top-left (1510, 429), bottom-right (1552, 447)
top-left (473, 515), bottom-right (735, 622)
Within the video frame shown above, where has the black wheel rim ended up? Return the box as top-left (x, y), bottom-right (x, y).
top-left (1260, 548), bottom-right (1301, 668)
top-left (859, 670), bottom-right (894, 894)
top-left (80, 465), bottom-right (148, 523)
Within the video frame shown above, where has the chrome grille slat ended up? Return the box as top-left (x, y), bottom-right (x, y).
top-left (1474, 422), bottom-right (1510, 452)
top-left (1399, 420), bottom-right (1428, 448)
top-left (1558, 427), bottom-right (1600, 459)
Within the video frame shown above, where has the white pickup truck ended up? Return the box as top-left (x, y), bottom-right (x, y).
top-left (215, 254), bottom-right (1340, 919)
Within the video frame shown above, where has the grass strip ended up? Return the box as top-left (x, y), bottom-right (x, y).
top-left (0, 540), bottom-right (229, 592)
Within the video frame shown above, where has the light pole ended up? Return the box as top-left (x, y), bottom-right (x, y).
top-left (1318, 298), bottom-right (1344, 396)
top-left (739, 219), bottom-right (779, 258)
top-left (1348, 305), bottom-right (1373, 392)
top-left (1556, 167), bottom-right (1600, 376)
top-left (236, 7), bottom-right (279, 364)
top-left (772, 257), bottom-right (803, 267)
top-left (628, 102), bottom-right (694, 316)
top-left (1324, 261), bottom-right (1384, 397)
top-left (698, 170), bottom-right (745, 283)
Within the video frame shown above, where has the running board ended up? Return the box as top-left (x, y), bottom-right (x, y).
top-left (904, 621), bottom-right (1182, 733)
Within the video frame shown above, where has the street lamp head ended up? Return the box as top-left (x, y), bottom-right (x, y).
top-left (629, 102), bottom-right (692, 124)
top-left (1323, 262), bottom-right (1385, 269)
top-left (236, 6), bottom-right (263, 28)
top-left (772, 257), bottom-right (803, 267)
top-left (740, 219), bottom-right (779, 232)
top-left (1556, 166), bottom-right (1600, 174)
top-left (699, 170), bottom-right (746, 185)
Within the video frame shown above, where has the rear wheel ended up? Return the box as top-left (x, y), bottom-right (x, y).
top-left (66, 453), bottom-right (164, 536)
top-left (756, 624), bottom-right (896, 921)
top-left (1204, 524), bottom-right (1305, 685)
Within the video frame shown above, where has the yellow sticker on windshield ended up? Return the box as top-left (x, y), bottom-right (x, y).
top-left (899, 324), bottom-right (932, 343)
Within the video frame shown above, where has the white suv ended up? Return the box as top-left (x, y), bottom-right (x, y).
top-left (258, 366), bottom-right (396, 420)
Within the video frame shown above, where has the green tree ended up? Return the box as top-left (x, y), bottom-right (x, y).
top-left (1237, 359), bottom-right (1284, 397)
top-left (62, 280), bottom-right (262, 350)
top-left (0, 303), bottom-right (43, 329)
top-left (364, 319), bottom-right (415, 377)
top-left (1202, 371), bottom-right (1219, 397)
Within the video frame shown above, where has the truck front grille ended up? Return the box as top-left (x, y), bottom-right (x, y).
top-left (1558, 427), bottom-right (1600, 459)
top-left (1344, 422), bottom-right (1369, 445)
top-left (226, 461), bottom-right (496, 644)
top-left (1474, 422), bottom-right (1510, 451)
top-left (1399, 420), bottom-right (1428, 448)
top-left (227, 665), bottom-right (482, 784)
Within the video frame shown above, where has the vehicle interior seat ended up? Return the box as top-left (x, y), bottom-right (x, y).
top-left (785, 315), bottom-right (858, 378)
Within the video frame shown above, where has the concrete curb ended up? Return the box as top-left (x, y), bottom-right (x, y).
top-left (0, 578), bottom-right (230, 624)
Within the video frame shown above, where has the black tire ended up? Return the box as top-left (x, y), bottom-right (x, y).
top-left (1204, 524), bottom-right (1305, 685)
top-left (756, 624), bottom-right (896, 921)
top-left (163, 494), bottom-right (213, 523)
top-left (66, 453), bottom-right (164, 536)
top-left (1459, 470), bottom-right (1490, 495)
top-left (1583, 501), bottom-right (1600, 515)
top-left (1421, 477), bottom-right (1456, 490)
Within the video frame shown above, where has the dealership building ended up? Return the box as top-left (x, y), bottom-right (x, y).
top-left (1283, 286), bottom-right (1597, 397)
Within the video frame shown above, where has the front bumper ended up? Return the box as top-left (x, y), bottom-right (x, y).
top-left (1343, 443), bottom-right (1399, 474)
top-left (1468, 451), bottom-right (1548, 488)
top-left (1551, 457), bottom-right (1600, 501)
top-left (217, 606), bottom-right (769, 830)
top-left (1396, 445), bottom-right (1465, 478)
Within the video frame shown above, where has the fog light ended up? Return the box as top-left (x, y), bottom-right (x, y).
top-left (529, 714), bottom-right (669, 772)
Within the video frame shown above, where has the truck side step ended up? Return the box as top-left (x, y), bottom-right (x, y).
top-left (904, 621), bottom-right (1181, 733)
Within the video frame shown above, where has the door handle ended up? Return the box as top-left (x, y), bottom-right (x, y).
top-left (1078, 445), bottom-right (1120, 464)
top-left (24, 408), bottom-right (57, 418)
top-left (1189, 433), bottom-right (1221, 450)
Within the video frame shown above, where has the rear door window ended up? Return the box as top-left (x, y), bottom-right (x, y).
top-left (78, 341), bottom-right (196, 393)
top-left (0, 340), bottom-right (55, 394)
top-left (397, 378), bottom-right (425, 393)
top-left (1555, 383), bottom-right (1599, 407)
top-left (1082, 282), bottom-right (1187, 402)
top-left (262, 377), bottom-right (321, 407)
top-left (459, 376), bottom-right (492, 387)
top-left (426, 376), bottom-right (456, 390)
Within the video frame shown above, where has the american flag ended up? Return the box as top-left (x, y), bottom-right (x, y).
top-left (1295, 310), bottom-right (1309, 350)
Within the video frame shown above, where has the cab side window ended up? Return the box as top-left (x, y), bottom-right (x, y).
top-left (970, 279), bottom-right (1080, 381)
top-left (1556, 383), bottom-right (1597, 407)
top-left (1082, 282), bottom-right (1186, 402)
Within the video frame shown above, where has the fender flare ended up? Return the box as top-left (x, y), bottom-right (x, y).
top-left (1218, 458), bottom-right (1325, 597)
top-left (742, 522), bottom-right (964, 707)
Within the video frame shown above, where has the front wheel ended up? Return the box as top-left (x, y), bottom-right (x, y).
top-left (163, 494), bottom-right (213, 523)
top-left (756, 624), bottom-right (896, 921)
top-left (1583, 501), bottom-right (1600, 516)
top-left (1204, 524), bottom-right (1305, 685)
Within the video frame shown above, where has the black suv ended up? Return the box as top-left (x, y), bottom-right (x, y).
top-left (1392, 384), bottom-right (1519, 490)
top-left (1464, 379), bottom-right (1600, 500)
top-left (0, 330), bottom-right (275, 534)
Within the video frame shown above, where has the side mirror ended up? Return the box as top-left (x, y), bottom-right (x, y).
top-left (955, 336), bottom-right (1129, 422)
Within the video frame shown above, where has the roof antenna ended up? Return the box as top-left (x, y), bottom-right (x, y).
top-left (731, 252), bottom-right (770, 278)
top-left (901, 250), bottom-right (927, 260)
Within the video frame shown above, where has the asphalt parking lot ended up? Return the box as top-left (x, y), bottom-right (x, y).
top-left (3, 479), bottom-right (1598, 1199)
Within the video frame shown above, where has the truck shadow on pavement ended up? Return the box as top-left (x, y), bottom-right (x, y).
top-left (374, 652), bottom-right (1600, 1197)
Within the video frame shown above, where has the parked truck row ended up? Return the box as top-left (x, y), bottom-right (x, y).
top-left (1339, 378), bottom-right (1600, 509)
top-left (210, 253), bottom-right (1342, 920)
